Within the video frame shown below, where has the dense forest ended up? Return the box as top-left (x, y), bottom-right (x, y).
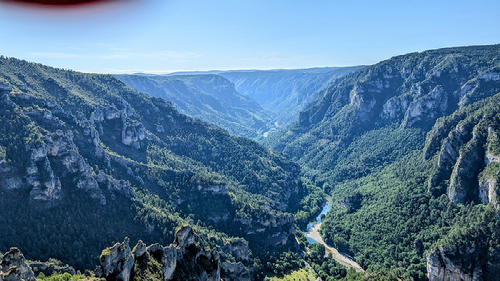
top-left (1, 44), bottom-right (500, 281)
top-left (0, 56), bottom-right (323, 280)
top-left (265, 44), bottom-right (500, 280)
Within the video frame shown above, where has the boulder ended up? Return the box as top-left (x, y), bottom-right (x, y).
top-left (0, 248), bottom-right (35, 281)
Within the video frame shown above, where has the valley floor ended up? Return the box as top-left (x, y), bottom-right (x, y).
top-left (305, 224), bottom-right (364, 272)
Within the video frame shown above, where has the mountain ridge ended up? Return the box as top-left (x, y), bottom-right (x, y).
top-left (262, 44), bottom-right (500, 280)
top-left (115, 73), bottom-right (275, 139)
top-left (220, 66), bottom-right (365, 126)
top-left (0, 55), bottom-right (312, 279)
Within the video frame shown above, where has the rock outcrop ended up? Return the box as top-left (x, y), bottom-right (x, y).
top-left (0, 248), bottom-right (35, 281)
top-left (0, 146), bottom-right (23, 191)
top-left (97, 238), bottom-right (135, 281)
top-left (220, 239), bottom-right (249, 262)
top-left (0, 56), bottom-right (305, 278)
top-left (427, 246), bottom-right (484, 281)
top-left (424, 104), bottom-right (500, 204)
top-left (96, 226), bottom-right (220, 281)
top-left (121, 121), bottom-right (146, 149)
top-left (237, 212), bottom-right (296, 247)
top-left (0, 82), bottom-right (13, 92)
top-left (221, 262), bottom-right (251, 281)
top-left (401, 85), bottom-right (448, 128)
top-left (219, 239), bottom-right (252, 281)
top-left (447, 136), bottom-right (485, 204)
top-left (28, 262), bottom-right (76, 277)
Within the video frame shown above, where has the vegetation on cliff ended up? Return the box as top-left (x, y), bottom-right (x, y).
top-left (265, 45), bottom-right (500, 280)
top-left (0, 56), bottom-right (317, 279)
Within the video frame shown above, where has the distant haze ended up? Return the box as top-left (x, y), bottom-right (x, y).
top-left (0, 0), bottom-right (498, 73)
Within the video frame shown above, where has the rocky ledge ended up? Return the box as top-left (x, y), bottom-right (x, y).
top-left (96, 225), bottom-right (220, 281)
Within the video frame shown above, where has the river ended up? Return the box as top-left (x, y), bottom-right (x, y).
top-left (304, 203), bottom-right (364, 272)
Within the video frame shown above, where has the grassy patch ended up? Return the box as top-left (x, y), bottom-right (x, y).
top-left (269, 268), bottom-right (316, 281)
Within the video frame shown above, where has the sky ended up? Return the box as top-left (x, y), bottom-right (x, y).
top-left (0, 0), bottom-right (498, 74)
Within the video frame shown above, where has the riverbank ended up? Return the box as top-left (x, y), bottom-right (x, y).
top-left (304, 205), bottom-right (364, 272)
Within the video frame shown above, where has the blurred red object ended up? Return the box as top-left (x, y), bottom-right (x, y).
top-left (3, 0), bottom-right (110, 6)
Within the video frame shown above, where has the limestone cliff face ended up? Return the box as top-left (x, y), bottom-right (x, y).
top-left (97, 226), bottom-right (220, 281)
top-left (219, 66), bottom-right (364, 126)
top-left (0, 92), bottom-right (136, 210)
top-left (426, 245), bottom-right (497, 281)
top-left (221, 263), bottom-right (251, 281)
top-left (400, 85), bottom-right (448, 128)
top-left (121, 121), bottom-right (146, 149)
top-left (0, 146), bottom-right (23, 191)
top-left (270, 45), bottom-right (500, 167)
top-left (97, 238), bottom-right (135, 281)
top-left (447, 135), bottom-right (485, 204)
top-left (423, 95), bottom-right (500, 281)
top-left (219, 239), bottom-right (249, 262)
top-left (237, 212), bottom-right (296, 247)
top-left (479, 178), bottom-right (499, 214)
top-left (0, 248), bottom-right (35, 281)
top-left (424, 99), bottom-right (500, 205)
top-left (219, 239), bottom-right (252, 281)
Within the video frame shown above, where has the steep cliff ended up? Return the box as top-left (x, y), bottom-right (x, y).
top-left (424, 94), bottom-right (500, 207)
top-left (280, 45), bottom-right (500, 280)
top-left (422, 94), bottom-right (500, 281)
top-left (264, 45), bottom-right (500, 184)
top-left (425, 205), bottom-right (500, 281)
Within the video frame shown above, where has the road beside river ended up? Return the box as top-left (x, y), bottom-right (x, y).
top-left (304, 205), bottom-right (364, 272)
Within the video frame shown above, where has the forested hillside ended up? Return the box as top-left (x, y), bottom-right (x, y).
top-left (220, 66), bottom-right (364, 126)
top-left (115, 74), bottom-right (274, 139)
top-left (2, 45), bottom-right (500, 281)
top-left (0, 56), bottom-right (318, 280)
top-left (264, 45), bottom-right (500, 184)
top-left (264, 45), bottom-right (500, 280)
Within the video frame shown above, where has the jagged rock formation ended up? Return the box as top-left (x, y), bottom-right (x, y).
top-left (97, 237), bottom-right (135, 281)
top-left (426, 244), bottom-right (500, 281)
top-left (97, 226), bottom-right (220, 281)
top-left (219, 239), bottom-right (249, 262)
top-left (237, 212), bottom-right (296, 247)
top-left (258, 45), bottom-right (500, 280)
top-left (221, 263), bottom-right (251, 281)
top-left (422, 87), bottom-right (500, 281)
top-left (0, 248), bottom-right (35, 281)
top-left (424, 94), bottom-right (500, 208)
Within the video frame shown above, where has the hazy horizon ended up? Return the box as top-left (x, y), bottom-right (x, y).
top-left (0, 0), bottom-right (498, 74)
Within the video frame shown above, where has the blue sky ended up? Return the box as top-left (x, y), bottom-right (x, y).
top-left (0, 0), bottom-right (498, 73)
